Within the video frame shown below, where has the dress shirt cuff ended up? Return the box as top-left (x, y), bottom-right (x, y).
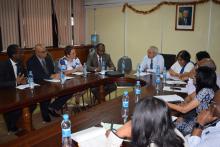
top-left (107, 131), bottom-right (123, 147)
top-left (187, 135), bottom-right (201, 147)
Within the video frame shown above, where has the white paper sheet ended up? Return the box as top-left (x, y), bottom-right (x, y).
top-left (72, 72), bottom-right (90, 76)
top-left (71, 127), bottom-right (107, 147)
top-left (65, 76), bottom-right (74, 80)
top-left (133, 72), bottom-right (150, 76)
top-left (154, 94), bottom-right (184, 102)
top-left (44, 79), bottom-right (60, 83)
top-left (163, 86), bottom-right (187, 93)
top-left (166, 80), bottom-right (186, 85)
top-left (16, 83), bottom-right (39, 90)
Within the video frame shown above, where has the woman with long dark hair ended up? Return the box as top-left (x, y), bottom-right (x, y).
top-left (167, 66), bottom-right (219, 135)
top-left (107, 98), bottom-right (186, 147)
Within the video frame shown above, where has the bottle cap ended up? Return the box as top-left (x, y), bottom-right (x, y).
top-left (63, 114), bottom-right (69, 120)
top-left (123, 91), bottom-right (128, 96)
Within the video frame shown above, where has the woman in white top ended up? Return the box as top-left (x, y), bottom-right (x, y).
top-left (169, 50), bottom-right (194, 79)
top-left (59, 45), bottom-right (84, 105)
top-left (106, 98), bottom-right (187, 147)
top-left (59, 45), bottom-right (83, 74)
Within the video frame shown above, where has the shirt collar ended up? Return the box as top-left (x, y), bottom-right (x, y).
top-left (10, 59), bottom-right (17, 66)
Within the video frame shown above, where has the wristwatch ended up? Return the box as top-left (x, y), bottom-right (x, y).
top-left (194, 122), bottom-right (204, 130)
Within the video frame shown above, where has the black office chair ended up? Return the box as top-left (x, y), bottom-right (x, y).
top-left (161, 53), bottom-right (176, 70)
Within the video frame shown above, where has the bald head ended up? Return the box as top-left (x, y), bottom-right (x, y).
top-left (34, 44), bottom-right (47, 59)
top-left (198, 58), bottom-right (216, 71)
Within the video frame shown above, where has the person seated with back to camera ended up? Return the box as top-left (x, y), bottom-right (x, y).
top-left (139, 45), bottom-right (164, 73)
top-left (106, 98), bottom-right (187, 147)
top-left (86, 43), bottom-right (116, 102)
top-left (167, 66), bottom-right (219, 136)
top-left (58, 45), bottom-right (85, 106)
top-left (168, 50), bottom-right (194, 80)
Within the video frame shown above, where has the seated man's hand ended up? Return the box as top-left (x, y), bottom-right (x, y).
top-left (50, 73), bottom-right (60, 79)
top-left (16, 74), bottom-right (27, 85)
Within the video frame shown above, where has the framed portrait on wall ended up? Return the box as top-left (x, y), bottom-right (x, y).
top-left (175, 4), bottom-right (196, 31)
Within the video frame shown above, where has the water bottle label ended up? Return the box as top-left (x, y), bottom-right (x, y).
top-left (156, 76), bottom-right (160, 84)
top-left (122, 101), bottom-right (129, 108)
top-left (135, 89), bottom-right (141, 94)
top-left (62, 128), bottom-right (71, 138)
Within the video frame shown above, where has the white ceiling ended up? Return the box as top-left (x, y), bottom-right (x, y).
top-left (84, 0), bottom-right (193, 7)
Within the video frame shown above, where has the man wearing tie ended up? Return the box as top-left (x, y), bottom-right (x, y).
top-left (178, 10), bottom-right (191, 26)
top-left (27, 44), bottom-right (71, 122)
top-left (140, 46), bottom-right (164, 73)
top-left (0, 44), bottom-right (35, 133)
top-left (86, 43), bottom-right (116, 102)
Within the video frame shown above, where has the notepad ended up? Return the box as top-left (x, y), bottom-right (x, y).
top-left (71, 127), bottom-right (107, 147)
top-left (154, 94), bottom-right (184, 102)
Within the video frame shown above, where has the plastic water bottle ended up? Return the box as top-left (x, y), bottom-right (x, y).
top-left (61, 114), bottom-right (72, 147)
top-left (28, 71), bottom-right (34, 89)
top-left (83, 63), bottom-right (87, 77)
top-left (162, 67), bottom-right (167, 84)
top-left (136, 63), bottom-right (141, 78)
top-left (121, 59), bottom-right (125, 74)
top-left (121, 91), bottom-right (129, 123)
top-left (155, 65), bottom-right (161, 93)
top-left (60, 59), bottom-right (66, 84)
top-left (135, 81), bottom-right (141, 103)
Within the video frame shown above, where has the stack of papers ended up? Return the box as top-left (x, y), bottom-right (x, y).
top-left (133, 72), bottom-right (150, 76)
top-left (16, 83), bottom-right (39, 90)
top-left (166, 80), bottom-right (186, 85)
top-left (72, 72), bottom-right (90, 76)
top-left (163, 86), bottom-right (187, 93)
top-left (154, 94), bottom-right (184, 102)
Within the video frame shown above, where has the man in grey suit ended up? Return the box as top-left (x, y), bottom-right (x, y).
top-left (86, 43), bottom-right (116, 102)
top-left (87, 43), bottom-right (115, 72)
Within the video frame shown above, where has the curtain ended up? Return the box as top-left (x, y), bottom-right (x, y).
top-left (21, 0), bottom-right (53, 48)
top-left (0, 0), bottom-right (20, 50)
top-left (54, 0), bottom-right (72, 46)
top-left (74, 0), bottom-right (85, 45)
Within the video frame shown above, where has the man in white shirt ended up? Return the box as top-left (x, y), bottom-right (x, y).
top-left (187, 90), bottom-right (220, 147)
top-left (140, 46), bottom-right (164, 72)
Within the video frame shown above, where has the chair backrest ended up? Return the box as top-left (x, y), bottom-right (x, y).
top-left (161, 53), bottom-right (176, 70)
top-left (117, 56), bottom-right (132, 73)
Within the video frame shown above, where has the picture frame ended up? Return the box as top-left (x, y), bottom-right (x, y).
top-left (175, 4), bottom-right (196, 31)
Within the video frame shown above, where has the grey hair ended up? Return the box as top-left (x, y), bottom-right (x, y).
top-left (148, 46), bottom-right (158, 54)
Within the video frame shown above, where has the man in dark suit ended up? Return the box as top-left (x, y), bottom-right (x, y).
top-left (0, 44), bottom-right (35, 133)
top-left (86, 43), bottom-right (116, 102)
top-left (178, 10), bottom-right (191, 26)
top-left (27, 44), bottom-right (71, 122)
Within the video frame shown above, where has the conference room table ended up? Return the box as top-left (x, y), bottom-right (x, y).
top-left (0, 72), bottom-right (186, 147)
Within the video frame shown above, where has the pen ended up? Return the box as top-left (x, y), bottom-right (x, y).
top-left (110, 122), bottom-right (113, 130)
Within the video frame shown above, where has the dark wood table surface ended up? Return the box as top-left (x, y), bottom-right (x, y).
top-left (0, 73), bottom-right (186, 147)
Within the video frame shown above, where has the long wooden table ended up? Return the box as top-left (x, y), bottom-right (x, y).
top-left (0, 73), bottom-right (185, 146)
